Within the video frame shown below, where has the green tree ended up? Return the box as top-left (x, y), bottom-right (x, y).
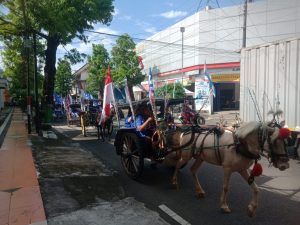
top-left (86, 44), bottom-right (110, 98)
top-left (0, 0), bottom-right (114, 107)
top-left (110, 34), bottom-right (145, 100)
top-left (155, 83), bottom-right (186, 99)
top-left (54, 59), bottom-right (72, 97)
top-left (1, 35), bottom-right (44, 108)
top-left (2, 37), bottom-right (28, 107)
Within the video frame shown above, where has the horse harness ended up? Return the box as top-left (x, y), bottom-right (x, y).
top-left (153, 122), bottom-right (289, 164)
top-left (168, 125), bottom-right (234, 164)
top-left (236, 122), bottom-right (289, 162)
top-left (264, 122), bottom-right (289, 164)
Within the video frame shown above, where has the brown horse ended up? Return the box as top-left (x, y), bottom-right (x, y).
top-left (163, 121), bottom-right (290, 217)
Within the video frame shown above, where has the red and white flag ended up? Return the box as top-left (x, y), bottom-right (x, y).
top-left (138, 56), bottom-right (144, 70)
top-left (99, 67), bottom-right (116, 124)
top-left (64, 94), bottom-right (72, 114)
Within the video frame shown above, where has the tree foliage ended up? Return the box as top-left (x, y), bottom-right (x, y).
top-left (155, 83), bottom-right (186, 99)
top-left (54, 59), bottom-right (72, 97)
top-left (1, 37), bottom-right (28, 103)
top-left (110, 34), bottom-right (145, 99)
top-left (63, 48), bottom-right (87, 65)
top-left (0, 0), bottom-right (114, 107)
top-left (86, 44), bottom-right (110, 98)
top-left (1, 35), bottom-right (44, 107)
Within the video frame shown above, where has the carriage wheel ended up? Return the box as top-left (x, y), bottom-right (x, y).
top-left (120, 133), bottom-right (144, 180)
top-left (80, 114), bottom-right (87, 137)
top-left (196, 115), bottom-right (205, 125)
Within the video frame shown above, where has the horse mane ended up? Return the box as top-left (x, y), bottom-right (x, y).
top-left (235, 121), bottom-right (261, 139)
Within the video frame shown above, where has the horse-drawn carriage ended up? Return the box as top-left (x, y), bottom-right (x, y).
top-left (80, 99), bottom-right (120, 141)
top-left (66, 103), bottom-right (81, 126)
top-left (114, 97), bottom-right (291, 216)
top-left (114, 98), bottom-right (196, 179)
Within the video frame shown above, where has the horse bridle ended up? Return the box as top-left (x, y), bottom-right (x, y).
top-left (258, 122), bottom-right (289, 164)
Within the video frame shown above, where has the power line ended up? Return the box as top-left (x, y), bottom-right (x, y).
top-left (84, 29), bottom-right (237, 54)
top-left (196, 0), bottom-right (204, 12)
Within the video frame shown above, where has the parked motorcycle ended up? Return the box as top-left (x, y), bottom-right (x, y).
top-left (178, 103), bottom-right (205, 125)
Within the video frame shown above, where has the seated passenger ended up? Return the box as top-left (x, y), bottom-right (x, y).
top-left (135, 105), bottom-right (155, 138)
top-left (124, 109), bottom-right (134, 128)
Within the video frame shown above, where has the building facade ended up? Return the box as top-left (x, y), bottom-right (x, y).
top-left (72, 63), bottom-right (89, 101)
top-left (137, 0), bottom-right (300, 112)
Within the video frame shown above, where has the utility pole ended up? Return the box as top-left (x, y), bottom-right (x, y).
top-left (25, 37), bottom-right (31, 134)
top-left (242, 0), bottom-right (248, 48)
top-left (21, 0), bottom-right (31, 134)
top-left (180, 27), bottom-right (185, 84)
top-left (33, 31), bottom-right (40, 134)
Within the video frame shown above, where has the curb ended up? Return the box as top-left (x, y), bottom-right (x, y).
top-left (0, 107), bottom-right (13, 147)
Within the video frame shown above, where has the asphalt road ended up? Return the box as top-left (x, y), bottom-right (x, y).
top-left (54, 124), bottom-right (300, 225)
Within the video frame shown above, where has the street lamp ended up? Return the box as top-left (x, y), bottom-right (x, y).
top-left (180, 27), bottom-right (185, 84)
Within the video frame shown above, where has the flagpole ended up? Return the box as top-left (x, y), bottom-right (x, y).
top-left (148, 67), bottom-right (158, 125)
top-left (125, 78), bottom-right (135, 126)
top-left (111, 84), bottom-right (120, 129)
top-left (163, 80), bottom-right (169, 121)
top-left (172, 81), bottom-right (176, 98)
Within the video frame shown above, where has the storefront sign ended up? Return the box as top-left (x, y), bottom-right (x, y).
top-left (194, 75), bottom-right (211, 114)
top-left (211, 73), bottom-right (239, 82)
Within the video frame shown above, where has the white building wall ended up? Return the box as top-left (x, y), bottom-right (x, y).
top-left (240, 37), bottom-right (300, 129)
top-left (137, 0), bottom-right (300, 76)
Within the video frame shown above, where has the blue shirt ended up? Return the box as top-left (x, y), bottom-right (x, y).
top-left (135, 115), bottom-right (152, 137)
top-left (124, 116), bottom-right (134, 128)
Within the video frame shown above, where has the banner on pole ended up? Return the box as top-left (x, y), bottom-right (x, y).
top-left (194, 76), bottom-right (211, 114)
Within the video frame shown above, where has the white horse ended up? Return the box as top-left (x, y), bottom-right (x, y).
top-left (162, 121), bottom-right (290, 217)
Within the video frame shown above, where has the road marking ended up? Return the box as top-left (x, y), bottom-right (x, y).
top-left (159, 204), bottom-right (191, 225)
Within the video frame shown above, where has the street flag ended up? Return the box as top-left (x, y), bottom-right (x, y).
top-left (64, 94), bottom-right (72, 113)
top-left (138, 56), bottom-right (144, 70)
top-left (148, 67), bottom-right (157, 124)
top-left (148, 67), bottom-right (155, 106)
top-left (124, 78), bottom-right (135, 123)
top-left (204, 62), bottom-right (216, 98)
top-left (100, 67), bottom-right (117, 125)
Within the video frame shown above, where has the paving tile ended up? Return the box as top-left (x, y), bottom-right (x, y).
top-left (0, 150), bottom-right (14, 190)
top-left (0, 109), bottom-right (46, 225)
top-left (0, 191), bottom-right (10, 225)
top-left (8, 186), bottom-right (46, 225)
top-left (0, 146), bottom-right (38, 190)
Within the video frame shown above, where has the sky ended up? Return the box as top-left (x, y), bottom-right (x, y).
top-left (57, 0), bottom-right (243, 72)
top-left (0, 0), bottom-right (243, 71)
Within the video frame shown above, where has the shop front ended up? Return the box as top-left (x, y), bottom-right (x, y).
top-left (211, 73), bottom-right (240, 112)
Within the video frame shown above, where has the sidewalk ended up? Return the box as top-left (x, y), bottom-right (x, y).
top-left (0, 108), bottom-right (47, 225)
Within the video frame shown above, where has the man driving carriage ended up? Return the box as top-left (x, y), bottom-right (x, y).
top-left (124, 104), bottom-right (155, 139)
top-left (135, 104), bottom-right (155, 138)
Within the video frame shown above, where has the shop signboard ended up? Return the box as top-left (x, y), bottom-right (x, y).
top-left (194, 75), bottom-right (211, 114)
top-left (211, 73), bottom-right (240, 82)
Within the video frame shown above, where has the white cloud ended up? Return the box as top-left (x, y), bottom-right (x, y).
top-left (120, 15), bottom-right (132, 21)
top-left (165, 2), bottom-right (174, 7)
top-left (159, 10), bottom-right (187, 19)
top-left (57, 26), bottom-right (120, 72)
top-left (144, 27), bottom-right (157, 34)
top-left (113, 8), bottom-right (119, 16)
top-left (136, 21), bottom-right (157, 34)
